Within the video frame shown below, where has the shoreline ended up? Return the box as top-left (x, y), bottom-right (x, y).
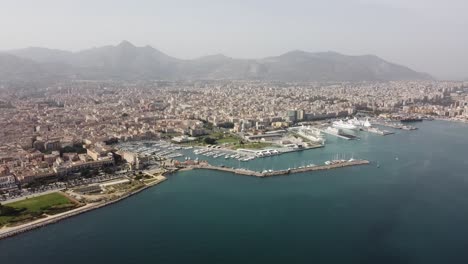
top-left (0, 176), bottom-right (167, 241)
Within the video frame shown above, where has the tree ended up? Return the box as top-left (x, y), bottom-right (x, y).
top-left (60, 144), bottom-right (86, 154)
top-left (81, 168), bottom-right (91, 178)
top-left (217, 122), bottom-right (234, 129)
top-left (203, 137), bottom-right (217, 145)
top-left (203, 122), bottom-right (214, 130)
top-left (0, 203), bottom-right (21, 216)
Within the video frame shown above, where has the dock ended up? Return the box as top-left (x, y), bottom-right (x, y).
top-left (185, 159), bottom-right (370, 177)
top-left (373, 121), bottom-right (417, 131)
top-left (320, 129), bottom-right (358, 140)
top-left (373, 121), bottom-right (403, 129)
top-left (361, 127), bottom-right (394, 136)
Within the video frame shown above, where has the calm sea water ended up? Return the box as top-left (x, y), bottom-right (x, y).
top-left (2, 121), bottom-right (468, 264)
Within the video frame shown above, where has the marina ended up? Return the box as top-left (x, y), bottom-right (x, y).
top-left (113, 117), bottom-right (415, 168)
top-left (115, 139), bottom-right (324, 165)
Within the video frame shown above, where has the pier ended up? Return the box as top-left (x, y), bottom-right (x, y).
top-left (320, 129), bottom-right (358, 140)
top-left (373, 121), bottom-right (404, 129)
top-left (361, 127), bottom-right (394, 136)
top-left (373, 121), bottom-right (418, 131)
top-left (185, 159), bottom-right (370, 177)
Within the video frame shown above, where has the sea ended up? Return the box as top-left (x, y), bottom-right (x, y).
top-left (2, 120), bottom-right (468, 264)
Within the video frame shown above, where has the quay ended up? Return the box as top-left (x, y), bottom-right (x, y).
top-left (184, 159), bottom-right (370, 177)
top-left (320, 129), bottom-right (358, 140)
top-left (373, 121), bottom-right (404, 129)
top-left (373, 121), bottom-right (417, 131)
top-left (361, 127), bottom-right (394, 136)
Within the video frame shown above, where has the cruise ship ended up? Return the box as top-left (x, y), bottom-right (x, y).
top-left (297, 126), bottom-right (326, 143)
top-left (348, 117), bottom-right (372, 128)
top-left (332, 120), bottom-right (358, 131)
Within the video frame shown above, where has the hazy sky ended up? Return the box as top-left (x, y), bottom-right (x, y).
top-left (1, 0), bottom-right (467, 80)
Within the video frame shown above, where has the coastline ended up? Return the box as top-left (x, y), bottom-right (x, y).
top-left (0, 176), bottom-right (167, 241)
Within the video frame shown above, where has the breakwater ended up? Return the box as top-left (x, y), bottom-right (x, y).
top-left (188, 159), bottom-right (370, 177)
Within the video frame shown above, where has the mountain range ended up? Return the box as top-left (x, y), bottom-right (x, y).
top-left (0, 41), bottom-right (432, 82)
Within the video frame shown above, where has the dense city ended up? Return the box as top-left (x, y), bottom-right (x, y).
top-left (1, 80), bottom-right (468, 188)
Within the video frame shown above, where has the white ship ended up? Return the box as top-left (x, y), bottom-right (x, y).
top-left (348, 117), bottom-right (372, 128)
top-left (325, 126), bottom-right (341, 135)
top-left (297, 126), bottom-right (326, 144)
top-left (332, 120), bottom-right (358, 131)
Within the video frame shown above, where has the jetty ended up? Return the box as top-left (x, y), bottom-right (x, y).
top-left (373, 121), bottom-right (417, 131)
top-left (185, 159), bottom-right (370, 177)
top-left (372, 120), bottom-right (403, 129)
top-left (320, 128), bottom-right (358, 140)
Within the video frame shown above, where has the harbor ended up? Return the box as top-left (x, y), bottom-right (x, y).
top-left (113, 117), bottom-right (417, 169)
top-left (115, 139), bottom-right (324, 165)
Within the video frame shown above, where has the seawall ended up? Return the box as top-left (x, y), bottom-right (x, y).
top-left (189, 160), bottom-right (370, 177)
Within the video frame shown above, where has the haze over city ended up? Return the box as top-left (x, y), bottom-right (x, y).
top-left (1, 0), bottom-right (468, 80)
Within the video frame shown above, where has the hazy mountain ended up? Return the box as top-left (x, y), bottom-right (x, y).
top-left (70, 41), bottom-right (180, 79)
top-left (179, 54), bottom-right (267, 79)
top-left (2, 41), bottom-right (432, 82)
top-left (257, 50), bottom-right (432, 81)
top-left (8, 47), bottom-right (73, 64)
top-left (0, 54), bottom-right (54, 81)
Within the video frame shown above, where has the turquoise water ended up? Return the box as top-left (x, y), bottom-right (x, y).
top-left (2, 121), bottom-right (468, 264)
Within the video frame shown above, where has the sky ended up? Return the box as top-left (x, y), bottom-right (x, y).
top-left (1, 0), bottom-right (467, 80)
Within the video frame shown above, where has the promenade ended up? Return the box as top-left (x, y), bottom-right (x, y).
top-left (0, 176), bottom-right (167, 240)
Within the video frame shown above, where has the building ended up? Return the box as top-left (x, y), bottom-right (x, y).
top-left (44, 139), bottom-right (61, 151)
top-left (287, 110), bottom-right (297, 122)
top-left (297, 109), bottom-right (305, 121)
top-left (189, 128), bottom-right (206, 136)
top-left (171, 135), bottom-right (196, 143)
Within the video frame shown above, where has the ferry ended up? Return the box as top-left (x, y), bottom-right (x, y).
top-left (332, 120), bottom-right (358, 131)
top-left (348, 117), bottom-right (372, 128)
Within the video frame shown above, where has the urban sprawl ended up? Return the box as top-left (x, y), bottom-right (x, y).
top-left (1, 80), bottom-right (468, 201)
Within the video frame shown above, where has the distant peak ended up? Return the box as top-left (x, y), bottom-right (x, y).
top-left (196, 53), bottom-right (231, 61)
top-left (117, 40), bottom-right (136, 48)
top-left (283, 50), bottom-right (308, 55)
top-left (206, 53), bottom-right (229, 59)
